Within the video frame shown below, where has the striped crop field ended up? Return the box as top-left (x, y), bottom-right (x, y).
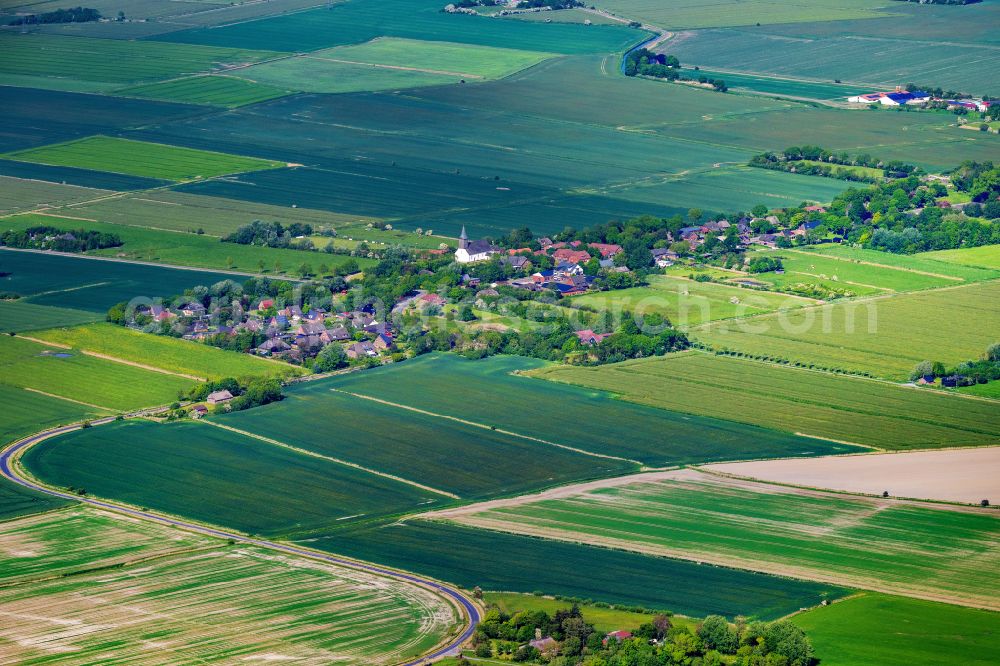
top-left (114, 75), bottom-right (292, 108)
top-left (528, 353), bottom-right (1000, 450)
top-left (0, 507), bottom-right (460, 665)
top-left (691, 280), bottom-right (1000, 380)
top-left (429, 469), bottom-right (1000, 610)
top-left (3, 136), bottom-right (284, 182)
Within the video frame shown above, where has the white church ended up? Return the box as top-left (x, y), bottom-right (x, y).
top-left (454, 226), bottom-right (500, 264)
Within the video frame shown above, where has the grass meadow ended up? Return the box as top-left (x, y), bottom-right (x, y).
top-left (0, 176), bottom-right (109, 215)
top-left (484, 592), bottom-right (686, 634)
top-left (213, 380), bottom-right (633, 499)
top-left (329, 520), bottom-right (848, 620)
top-left (0, 248), bottom-right (243, 313)
top-left (0, 383), bottom-right (104, 448)
top-left (923, 244), bottom-right (1000, 270)
top-left (30, 323), bottom-right (295, 381)
top-left (797, 245), bottom-right (1000, 282)
top-left (3, 213), bottom-right (372, 275)
top-left (595, 0), bottom-right (890, 29)
top-left (0, 33), bottom-right (280, 93)
top-left (4, 136), bottom-right (284, 182)
top-left (792, 593), bottom-right (1000, 666)
top-left (0, 508), bottom-right (458, 665)
top-left (441, 470), bottom-right (1000, 609)
top-left (236, 57), bottom-right (463, 95)
top-left (0, 301), bottom-right (102, 333)
top-left (0, 335), bottom-right (191, 410)
top-left (23, 420), bottom-right (444, 536)
top-left (568, 274), bottom-right (814, 327)
top-left (115, 75), bottom-right (292, 108)
top-left (530, 353), bottom-right (1000, 450)
top-left (325, 354), bottom-right (861, 466)
top-left (692, 280), bottom-right (1000, 380)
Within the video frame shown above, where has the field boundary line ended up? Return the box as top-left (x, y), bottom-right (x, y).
top-left (329, 388), bottom-right (643, 466)
top-left (21, 387), bottom-right (115, 412)
top-left (200, 420), bottom-right (460, 499)
top-left (301, 54), bottom-right (485, 79)
top-left (75, 350), bottom-right (207, 382)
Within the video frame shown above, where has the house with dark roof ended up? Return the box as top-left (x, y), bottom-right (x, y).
top-left (575, 329), bottom-right (610, 345)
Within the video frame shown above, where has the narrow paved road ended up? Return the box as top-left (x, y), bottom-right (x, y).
top-left (0, 420), bottom-right (479, 665)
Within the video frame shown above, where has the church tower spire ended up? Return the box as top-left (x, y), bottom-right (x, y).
top-left (459, 225), bottom-right (469, 250)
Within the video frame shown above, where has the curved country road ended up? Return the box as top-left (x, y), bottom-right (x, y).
top-left (0, 420), bottom-right (480, 665)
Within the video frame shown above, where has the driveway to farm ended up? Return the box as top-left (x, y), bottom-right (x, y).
top-left (0, 420), bottom-right (480, 665)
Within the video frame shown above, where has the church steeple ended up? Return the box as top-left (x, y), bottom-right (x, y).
top-left (459, 225), bottom-right (469, 250)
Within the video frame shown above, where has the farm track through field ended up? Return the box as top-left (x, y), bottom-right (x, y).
top-left (201, 420), bottom-right (460, 499)
top-left (329, 388), bottom-right (644, 466)
top-left (0, 420), bottom-right (480, 665)
top-left (784, 248), bottom-right (965, 281)
top-left (21, 388), bottom-right (114, 413)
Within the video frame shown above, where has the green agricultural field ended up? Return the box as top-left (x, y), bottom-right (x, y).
top-left (594, 0), bottom-right (891, 29)
top-left (329, 520), bottom-right (848, 620)
top-left (234, 57), bottom-right (463, 95)
top-left (0, 476), bottom-right (71, 522)
top-left (923, 244), bottom-right (1000, 270)
top-left (568, 274), bottom-right (814, 327)
top-left (114, 75), bottom-right (292, 108)
top-left (484, 592), bottom-right (695, 633)
top-left (0, 33), bottom-right (281, 93)
top-left (4, 136), bottom-right (284, 182)
top-left (0, 176), bottom-right (110, 215)
top-left (529, 353), bottom-right (1000, 450)
top-left (0, 335), bottom-right (192, 411)
top-left (326, 223), bottom-right (453, 250)
top-left (29, 323), bottom-right (296, 381)
top-left (753, 248), bottom-right (962, 293)
top-left (439, 470), bottom-right (1000, 609)
top-left (325, 354), bottom-right (862, 465)
top-left (68, 190), bottom-right (380, 237)
top-left (0, 507), bottom-right (459, 665)
top-left (686, 69), bottom-right (870, 101)
top-left (23, 419), bottom-right (444, 536)
top-left (0, 249), bottom-right (242, 313)
top-left (315, 38), bottom-right (553, 79)
top-left (2, 213), bottom-right (372, 276)
top-left (0, 301), bottom-right (102, 333)
top-left (0, 383), bottom-right (104, 448)
top-left (792, 593), bottom-right (1000, 666)
top-left (796, 245), bottom-right (1000, 282)
top-left (213, 379), bottom-right (633, 500)
top-left (692, 280), bottom-right (1000, 380)
top-left (152, 0), bottom-right (647, 54)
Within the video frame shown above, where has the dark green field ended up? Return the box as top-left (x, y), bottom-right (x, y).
top-left (0, 249), bottom-right (242, 313)
top-left (327, 520), bottom-right (849, 620)
top-left (324, 354), bottom-right (863, 465)
top-left (151, 0), bottom-right (647, 54)
top-left (0, 477), bottom-right (71, 522)
top-left (213, 382), bottom-right (633, 499)
top-left (22, 420), bottom-right (441, 536)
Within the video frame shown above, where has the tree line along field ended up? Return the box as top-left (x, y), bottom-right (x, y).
top-left (29, 323), bottom-right (295, 381)
top-left (0, 33), bottom-right (282, 94)
top-left (151, 0), bottom-right (648, 54)
top-left (684, 69), bottom-right (871, 101)
top-left (2, 213), bottom-right (373, 275)
top-left (433, 469), bottom-right (1000, 610)
top-left (691, 280), bottom-right (1000, 380)
top-left (791, 592), bottom-right (1000, 666)
top-left (0, 507), bottom-right (460, 665)
top-left (568, 274), bottom-right (816, 328)
top-left (0, 249), bottom-right (244, 313)
top-left (3, 136), bottom-right (285, 182)
top-left (324, 353), bottom-right (863, 466)
top-left (528, 353), bottom-right (1000, 450)
top-left (327, 519), bottom-right (847, 621)
top-left (0, 335), bottom-right (192, 411)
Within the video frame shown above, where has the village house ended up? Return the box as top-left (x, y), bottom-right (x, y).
top-left (552, 248), bottom-right (591, 264)
top-left (190, 405), bottom-right (208, 419)
top-left (257, 338), bottom-right (291, 356)
top-left (455, 226), bottom-right (500, 263)
top-left (326, 325), bottom-right (351, 341)
top-left (345, 340), bottom-right (378, 359)
top-left (604, 630), bottom-right (633, 646)
top-left (206, 390), bottom-right (234, 405)
top-left (575, 329), bottom-right (611, 346)
top-left (373, 332), bottom-right (393, 351)
top-left (179, 302), bottom-right (206, 318)
top-left (501, 254), bottom-right (530, 270)
top-left (588, 242), bottom-right (623, 258)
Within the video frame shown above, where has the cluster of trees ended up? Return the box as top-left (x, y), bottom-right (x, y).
top-left (186, 377), bottom-right (284, 411)
top-left (749, 147), bottom-right (918, 184)
top-left (912, 342), bottom-right (1000, 386)
top-left (746, 256), bottom-right (783, 273)
top-left (623, 50), bottom-right (726, 91)
top-left (223, 220), bottom-right (315, 249)
top-left (1, 226), bottom-right (122, 253)
top-left (8, 6), bottom-right (101, 25)
top-left (468, 603), bottom-right (813, 666)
